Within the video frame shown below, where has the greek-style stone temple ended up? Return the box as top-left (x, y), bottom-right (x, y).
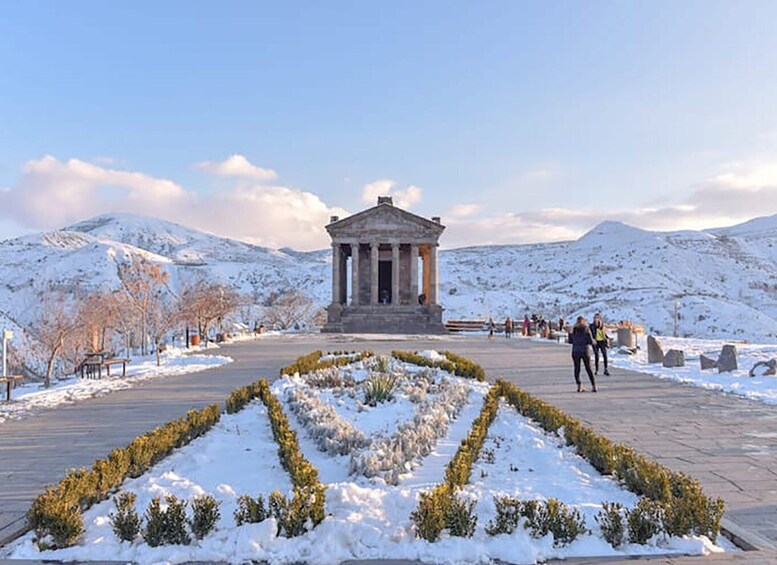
top-left (322, 196), bottom-right (447, 334)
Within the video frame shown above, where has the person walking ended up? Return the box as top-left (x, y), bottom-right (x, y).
top-left (591, 312), bottom-right (610, 376)
top-left (523, 315), bottom-right (530, 336)
top-left (571, 316), bottom-right (597, 392)
top-left (488, 317), bottom-right (495, 339)
top-left (504, 316), bottom-right (513, 338)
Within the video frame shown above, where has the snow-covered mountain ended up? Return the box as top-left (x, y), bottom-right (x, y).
top-left (2, 212), bottom-right (777, 343)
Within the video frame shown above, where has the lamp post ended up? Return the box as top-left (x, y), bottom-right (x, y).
top-left (3, 329), bottom-right (13, 378)
top-left (673, 301), bottom-right (680, 338)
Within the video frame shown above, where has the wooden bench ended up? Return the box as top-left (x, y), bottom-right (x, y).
top-left (77, 353), bottom-right (130, 379)
top-left (0, 375), bottom-right (23, 402)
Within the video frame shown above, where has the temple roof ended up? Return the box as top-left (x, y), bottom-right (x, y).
top-left (326, 200), bottom-right (445, 243)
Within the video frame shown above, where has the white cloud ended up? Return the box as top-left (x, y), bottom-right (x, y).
top-left (361, 179), bottom-right (422, 209)
top-left (0, 155), bottom-right (343, 251)
top-left (446, 203), bottom-right (480, 218)
top-left (195, 154), bottom-right (278, 181)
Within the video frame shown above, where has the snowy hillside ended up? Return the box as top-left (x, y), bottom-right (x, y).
top-left (1, 212), bottom-right (777, 343)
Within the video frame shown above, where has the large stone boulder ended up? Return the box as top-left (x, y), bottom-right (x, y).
top-left (617, 346), bottom-right (637, 356)
top-left (617, 328), bottom-right (635, 348)
top-left (700, 354), bottom-right (718, 371)
top-left (663, 349), bottom-right (685, 368)
top-left (717, 345), bottom-right (738, 373)
top-left (749, 360), bottom-right (777, 377)
top-left (647, 336), bottom-right (664, 364)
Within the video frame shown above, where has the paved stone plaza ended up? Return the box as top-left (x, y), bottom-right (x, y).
top-left (1, 334), bottom-right (776, 564)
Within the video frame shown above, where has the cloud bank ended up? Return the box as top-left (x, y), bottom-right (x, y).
top-left (0, 154), bottom-right (343, 251)
top-left (2, 154), bottom-right (777, 250)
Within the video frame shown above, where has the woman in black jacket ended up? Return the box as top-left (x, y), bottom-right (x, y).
top-left (571, 316), bottom-right (597, 392)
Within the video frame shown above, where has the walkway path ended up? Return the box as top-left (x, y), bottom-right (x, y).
top-left (2, 334), bottom-right (777, 564)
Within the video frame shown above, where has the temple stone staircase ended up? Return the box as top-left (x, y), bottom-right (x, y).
top-left (321, 305), bottom-right (447, 334)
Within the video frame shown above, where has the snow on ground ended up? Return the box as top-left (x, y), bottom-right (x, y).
top-left (5, 402), bottom-right (293, 564)
top-left (460, 402), bottom-right (725, 562)
top-left (0, 347), bottom-right (232, 425)
top-left (3, 353), bottom-right (729, 564)
top-left (610, 335), bottom-right (777, 405)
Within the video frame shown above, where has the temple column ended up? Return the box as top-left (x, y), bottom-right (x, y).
top-left (410, 244), bottom-right (419, 305)
top-left (391, 243), bottom-right (400, 305)
top-left (350, 242), bottom-right (360, 305)
top-left (331, 243), bottom-right (341, 305)
top-left (429, 244), bottom-right (439, 305)
top-left (370, 242), bottom-right (379, 305)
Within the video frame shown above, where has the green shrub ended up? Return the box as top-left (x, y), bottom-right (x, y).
top-left (390, 350), bottom-right (485, 381)
top-left (110, 492), bottom-right (141, 543)
top-left (27, 403), bottom-right (220, 549)
top-left (497, 379), bottom-right (724, 541)
top-left (412, 385), bottom-right (501, 541)
top-left (189, 495), bottom-right (220, 540)
top-left (29, 490), bottom-right (83, 550)
top-left (522, 498), bottom-right (587, 546)
top-left (446, 495), bottom-right (478, 538)
top-left (375, 355), bottom-right (390, 373)
top-left (410, 486), bottom-right (451, 542)
top-left (142, 497), bottom-right (167, 547)
top-left (627, 498), bottom-right (665, 545)
top-left (234, 494), bottom-right (268, 526)
top-left (485, 495), bottom-right (522, 536)
top-left (595, 502), bottom-right (625, 548)
top-left (280, 350), bottom-right (373, 377)
top-left (364, 373), bottom-right (398, 406)
top-left (142, 495), bottom-right (191, 546)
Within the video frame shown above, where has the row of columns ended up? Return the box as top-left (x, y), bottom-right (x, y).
top-left (330, 242), bottom-right (438, 306)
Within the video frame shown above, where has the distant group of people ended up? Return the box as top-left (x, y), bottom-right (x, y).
top-left (569, 312), bottom-right (610, 393)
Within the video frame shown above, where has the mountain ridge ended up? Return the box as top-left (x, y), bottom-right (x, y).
top-left (1, 212), bottom-right (776, 344)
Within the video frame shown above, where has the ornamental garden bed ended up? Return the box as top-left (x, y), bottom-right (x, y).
top-left (3, 350), bottom-right (733, 564)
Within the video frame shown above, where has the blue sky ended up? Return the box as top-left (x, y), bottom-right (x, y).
top-left (2, 1), bottom-right (777, 249)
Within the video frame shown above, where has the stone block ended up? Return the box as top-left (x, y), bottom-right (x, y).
top-left (647, 335), bottom-right (664, 363)
top-left (663, 349), bottom-right (685, 368)
top-left (717, 344), bottom-right (738, 373)
top-left (700, 354), bottom-right (718, 370)
top-left (617, 327), bottom-right (635, 348)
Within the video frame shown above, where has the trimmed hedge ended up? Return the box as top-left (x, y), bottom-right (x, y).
top-left (224, 377), bottom-right (327, 530)
top-left (28, 404), bottom-right (221, 549)
top-left (279, 350), bottom-right (373, 377)
top-left (391, 350), bottom-right (486, 382)
top-left (497, 380), bottom-right (725, 541)
top-left (408, 351), bottom-right (724, 544)
top-left (411, 386), bottom-right (501, 541)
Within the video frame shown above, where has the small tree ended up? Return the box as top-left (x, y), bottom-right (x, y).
top-left (178, 281), bottom-right (241, 341)
top-left (117, 256), bottom-right (170, 355)
top-left (264, 290), bottom-right (314, 330)
top-left (147, 293), bottom-right (179, 366)
top-left (31, 292), bottom-right (80, 388)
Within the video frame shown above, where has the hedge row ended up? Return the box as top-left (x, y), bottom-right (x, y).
top-left (391, 350), bottom-right (486, 381)
top-left (279, 350), bottom-right (373, 377)
top-left (225, 378), bottom-right (326, 529)
top-left (407, 351), bottom-right (723, 543)
top-left (28, 404), bottom-right (221, 549)
top-left (411, 386), bottom-right (501, 541)
top-left (497, 380), bottom-right (725, 541)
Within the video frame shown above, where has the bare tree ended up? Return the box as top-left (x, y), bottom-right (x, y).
top-left (264, 290), bottom-right (314, 330)
top-left (178, 281), bottom-right (241, 342)
top-left (147, 294), bottom-right (179, 366)
top-left (31, 293), bottom-right (80, 388)
top-left (117, 256), bottom-right (170, 355)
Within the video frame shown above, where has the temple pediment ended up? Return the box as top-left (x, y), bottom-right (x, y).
top-left (326, 202), bottom-right (445, 242)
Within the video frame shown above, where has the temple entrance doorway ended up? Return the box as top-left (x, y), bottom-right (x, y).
top-left (379, 260), bottom-right (392, 304)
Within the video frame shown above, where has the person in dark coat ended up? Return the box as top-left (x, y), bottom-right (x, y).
top-left (571, 316), bottom-right (597, 392)
top-left (591, 312), bottom-right (610, 376)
